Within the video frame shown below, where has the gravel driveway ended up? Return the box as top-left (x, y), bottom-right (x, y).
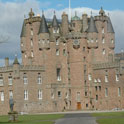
top-left (55, 113), bottom-right (97, 124)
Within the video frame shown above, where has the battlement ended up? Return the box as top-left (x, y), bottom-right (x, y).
top-left (0, 65), bottom-right (45, 73)
top-left (93, 61), bottom-right (120, 70)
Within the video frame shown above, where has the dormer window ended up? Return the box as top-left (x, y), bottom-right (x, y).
top-left (53, 28), bottom-right (59, 33)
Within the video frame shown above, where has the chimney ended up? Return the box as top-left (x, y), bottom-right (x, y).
top-left (5, 57), bottom-right (9, 67)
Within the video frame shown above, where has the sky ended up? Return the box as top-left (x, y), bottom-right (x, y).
top-left (0, 0), bottom-right (124, 66)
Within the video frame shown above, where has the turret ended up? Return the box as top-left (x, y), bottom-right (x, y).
top-left (38, 11), bottom-right (49, 34)
top-left (107, 16), bottom-right (115, 50)
top-left (81, 13), bottom-right (88, 32)
top-left (71, 11), bottom-right (81, 32)
top-left (87, 15), bottom-right (98, 49)
top-left (13, 57), bottom-right (20, 65)
top-left (61, 12), bottom-right (69, 36)
top-left (38, 11), bottom-right (50, 50)
top-left (107, 16), bottom-right (114, 33)
top-left (20, 20), bottom-right (26, 38)
top-left (52, 11), bottom-right (59, 33)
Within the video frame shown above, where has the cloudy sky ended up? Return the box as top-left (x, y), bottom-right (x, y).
top-left (0, 0), bottom-right (124, 66)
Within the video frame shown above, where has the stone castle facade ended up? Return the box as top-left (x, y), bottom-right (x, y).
top-left (0, 8), bottom-right (124, 115)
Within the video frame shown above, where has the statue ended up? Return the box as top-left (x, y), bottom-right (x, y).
top-left (9, 96), bottom-right (14, 112)
top-left (8, 97), bottom-right (18, 122)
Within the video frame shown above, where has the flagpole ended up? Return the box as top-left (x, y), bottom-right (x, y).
top-left (69, 0), bottom-right (71, 22)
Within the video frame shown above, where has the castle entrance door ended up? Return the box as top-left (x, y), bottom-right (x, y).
top-left (77, 102), bottom-right (81, 110)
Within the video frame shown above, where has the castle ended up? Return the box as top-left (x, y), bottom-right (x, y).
top-left (0, 7), bottom-right (124, 115)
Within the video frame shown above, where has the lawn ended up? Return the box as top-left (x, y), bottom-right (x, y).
top-left (0, 114), bottom-right (64, 124)
top-left (92, 111), bottom-right (124, 124)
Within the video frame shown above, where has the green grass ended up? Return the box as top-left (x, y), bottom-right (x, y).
top-left (0, 114), bottom-right (64, 124)
top-left (92, 112), bottom-right (124, 124)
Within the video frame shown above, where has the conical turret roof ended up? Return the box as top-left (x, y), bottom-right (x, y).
top-left (39, 13), bottom-right (49, 34)
top-left (20, 20), bottom-right (26, 37)
top-left (107, 17), bottom-right (114, 33)
top-left (52, 12), bottom-right (59, 29)
top-left (13, 57), bottom-right (19, 65)
top-left (87, 16), bottom-right (98, 33)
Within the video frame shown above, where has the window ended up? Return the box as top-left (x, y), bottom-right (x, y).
top-left (58, 91), bottom-right (61, 98)
top-left (57, 68), bottom-right (61, 81)
top-left (98, 78), bottom-right (101, 83)
top-left (31, 51), bottom-right (34, 57)
top-left (105, 75), bottom-right (108, 82)
top-left (83, 57), bottom-right (86, 62)
top-left (56, 39), bottom-right (59, 45)
top-left (116, 74), bottom-right (119, 82)
top-left (91, 39), bottom-right (94, 43)
top-left (95, 86), bottom-right (98, 91)
top-left (31, 29), bottom-right (33, 35)
top-left (94, 79), bottom-right (97, 83)
top-left (24, 90), bottom-right (28, 100)
top-left (51, 92), bottom-right (54, 99)
top-left (65, 92), bottom-right (68, 98)
top-left (73, 23), bottom-right (75, 27)
top-left (96, 95), bottom-right (98, 101)
top-left (96, 39), bottom-right (98, 42)
top-left (25, 54), bottom-right (27, 58)
top-left (53, 29), bottom-right (59, 33)
top-left (37, 74), bottom-right (42, 84)
top-left (47, 39), bottom-right (50, 43)
top-left (42, 39), bottom-right (45, 44)
top-left (99, 86), bottom-right (101, 91)
top-left (23, 76), bottom-right (28, 84)
top-left (38, 90), bottom-right (42, 100)
top-left (21, 43), bottom-right (23, 47)
top-left (118, 87), bottom-right (121, 97)
top-left (8, 77), bottom-right (13, 85)
top-left (105, 88), bottom-right (108, 97)
top-left (102, 28), bottom-right (104, 34)
top-left (56, 49), bottom-right (59, 56)
top-left (102, 38), bottom-right (105, 43)
top-left (111, 39), bottom-right (114, 44)
top-left (31, 39), bottom-right (33, 47)
top-left (9, 90), bottom-right (13, 98)
top-left (0, 77), bottom-right (3, 86)
top-left (0, 91), bottom-right (4, 101)
top-left (83, 47), bottom-right (85, 52)
top-left (77, 92), bottom-right (80, 101)
top-left (88, 74), bottom-right (92, 81)
top-left (85, 92), bottom-right (87, 97)
top-left (102, 49), bottom-right (105, 55)
top-left (63, 49), bottom-right (66, 56)
top-left (86, 104), bottom-right (88, 108)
